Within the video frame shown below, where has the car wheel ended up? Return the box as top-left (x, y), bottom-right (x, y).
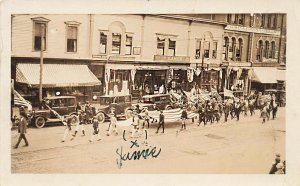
top-left (125, 109), bottom-right (132, 119)
top-left (165, 105), bottom-right (173, 110)
top-left (35, 116), bottom-right (46, 128)
top-left (96, 112), bottom-right (105, 124)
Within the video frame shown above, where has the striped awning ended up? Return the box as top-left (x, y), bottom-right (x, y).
top-left (16, 63), bottom-right (101, 88)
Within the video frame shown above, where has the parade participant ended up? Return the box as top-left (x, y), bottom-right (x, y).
top-left (272, 101), bottom-right (278, 120)
top-left (180, 107), bottom-right (188, 130)
top-left (242, 98), bottom-right (249, 117)
top-left (72, 110), bottom-right (85, 137)
top-left (206, 102), bottom-right (214, 124)
top-left (61, 115), bottom-right (74, 142)
top-left (269, 153), bottom-right (281, 174)
top-left (223, 100), bottom-right (231, 123)
top-left (249, 98), bottom-right (255, 116)
top-left (156, 110), bottom-right (165, 134)
top-left (234, 100), bottom-right (242, 121)
top-left (197, 104), bottom-right (207, 126)
top-left (261, 105), bottom-right (268, 124)
top-left (14, 107), bottom-right (29, 148)
top-left (131, 110), bottom-right (140, 138)
top-left (213, 102), bottom-right (220, 123)
top-left (266, 102), bottom-right (272, 121)
top-left (142, 108), bottom-right (150, 129)
top-left (89, 116), bottom-right (101, 142)
top-left (84, 101), bottom-right (92, 124)
top-left (218, 101), bottom-right (224, 118)
top-left (107, 108), bottom-right (118, 136)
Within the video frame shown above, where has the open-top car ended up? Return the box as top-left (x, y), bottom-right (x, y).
top-left (140, 94), bottom-right (179, 111)
top-left (94, 94), bottom-right (133, 123)
top-left (31, 96), bottom-right (78, 128)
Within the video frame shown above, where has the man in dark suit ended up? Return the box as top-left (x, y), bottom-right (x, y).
top-left (156, 110), bottom-right (165, 134)
top-left (234, 100), bottom-right (242, 121)
top-left (14, 107), bottom-right (29, 148)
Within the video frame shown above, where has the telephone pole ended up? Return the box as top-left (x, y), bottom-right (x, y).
top-left (39, 24), bottom-right (45, 103)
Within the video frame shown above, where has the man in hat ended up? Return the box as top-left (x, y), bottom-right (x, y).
top-left (142, 108), bottom-right (150, 129)
top-left (233, 100), bottom-right (242, 121)
top-left (269, 153), bottom-right (281, 174)
top-left (156, 110), bottom-right (165, 134)
top-left (107, 108), bottom-right (118, 136)
top-left (72, 110), bottom-right (85, 138)
top-left (14, 107), bottom-right (29, 148)
top-left (180, 107), bottom-right (188, 130)
top-left (84, 101), bottom-right (92, 124)
top-left (89, 116), bottom-right (101, 142)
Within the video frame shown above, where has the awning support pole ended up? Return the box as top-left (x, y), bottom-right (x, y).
top-left (39, 24), bottom-right (45, 103)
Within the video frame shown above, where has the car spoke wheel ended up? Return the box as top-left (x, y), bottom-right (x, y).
top-left (165, 105), bottom-right (173, 110)
top-left (96, 112), bottom-right (105, 123)
top-left (35, 117), bottom-right (46, 128)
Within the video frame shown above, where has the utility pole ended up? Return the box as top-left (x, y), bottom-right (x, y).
top-left (39, 24), bottom-right (45, 103)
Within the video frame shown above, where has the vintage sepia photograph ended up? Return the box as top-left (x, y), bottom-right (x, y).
top-left (9, 13), bottom-right (287, 174)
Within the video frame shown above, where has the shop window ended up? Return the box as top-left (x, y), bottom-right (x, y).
top-left (257, 40), bottom-right (264, 62)
top-left (100, 32), bottom-right (107, 54)
top-left (212, 42), bottom-right (217, 59)
top-left (67, 26), bottom-right (78, 52)
top-left (203, 41), bottom-right (210, 58)
top-left (125, 35), bottom-right (133, 55)
top-left (112, 33), bottom-right (121, 54)
top-left (169, 39), bottom-right (176, 56)
top-left (264, 41), bottom-right (270, 59)
top-left (34, 22), bottom-right (47, 51)
top-left (157, 37), bottom-right (165, 55)
top-left (195, 40), bottom-right (201, 59)
top-left (270, 41), bottom-right (276, 59)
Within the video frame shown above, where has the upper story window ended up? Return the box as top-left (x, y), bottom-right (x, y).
top-left (66, 26), bottom-right (78, 52)
top-left (203, 41), bottom-right (210, 58)
top-left (270, 41), bottom-right (276, 59)
top-left (264, 41), bottom-right (270, 59)
top-left (261, 14), bottom-right (266, 27)
top-left (257, 40), bottom-right (264, 62)
top-left (212, 41), bottom-right (218, 59)
top-left (156, 34), bottom-right (177, 56)
top-left (31, 17), bottom-right (50, 51)
top-left (157, 37), bottom-right (165, 55)
top-left (65, 21), bottom-right (81, 53)
top-left (112, 33), bottom-right (121, 54)
top-left (223, 37), bottom-right (229, 61)
top-left (195, 40), bottom-right (201, 59)
top-left (227, 14), bottom-right (244, 25)
top-left (100, 31), bottom-right (107, 54)
top-left (125, 35), bottom-right (133, 55)
top-left (273, 14), bottom-right (277, 29)
top-left (267, 15), bottom-right (272, 28)
top-left (236, 38), bottom-right (243, 61)
top-left (168, 39), bottom-right (176, 56)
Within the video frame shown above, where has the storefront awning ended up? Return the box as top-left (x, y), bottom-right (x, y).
top-left (276, 69), bottom-right (286, 81)
top-left (16, 63), bottom-right (101, 88)
top-left (251, 67), bottom-right (277, 84)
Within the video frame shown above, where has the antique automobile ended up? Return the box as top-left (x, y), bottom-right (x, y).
top-left (30, 96), bottom-right (78, 128)
top-left (140, 94), bottom-right (179, 111)
top-left (94, 94), bottom-right (133, 123)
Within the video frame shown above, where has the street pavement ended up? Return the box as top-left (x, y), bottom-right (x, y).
top-left (11, 107), bottom-right (285, 174)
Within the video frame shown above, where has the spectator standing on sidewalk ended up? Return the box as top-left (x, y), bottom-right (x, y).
top-left (269, 153), bottom-right (281, 174)
top-left (14, 107), bottom-right (29, 149)
top-left (180, 107), bottom-right (188, 130)
top-left (107, 108), bottom-right (118, 136)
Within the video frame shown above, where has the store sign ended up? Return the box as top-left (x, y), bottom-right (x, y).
top-left (228, 62), bottom-right (251, 67)
top-left (225, 25), bottom-right (281, 36)
top-left (154, 55), bottom-right (190, 63)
